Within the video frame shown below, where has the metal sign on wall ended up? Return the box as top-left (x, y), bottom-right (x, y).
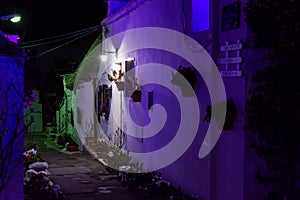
top-left (221, 1), bottom-right (241, 32)
top-left (218, 40), bottom-right (243, 77)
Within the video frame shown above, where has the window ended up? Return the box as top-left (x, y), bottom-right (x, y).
top-left (192, 0), bottom-right (210, 32)
top-left (97, 84), bottom-right (112, 122)
top-left (124, 59), bottom-right (137, 97)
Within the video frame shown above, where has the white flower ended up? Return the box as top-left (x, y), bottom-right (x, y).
top-left (23, 148), bottom-right (37, 157)
top-left (28, 148), bottom-right (37, 156)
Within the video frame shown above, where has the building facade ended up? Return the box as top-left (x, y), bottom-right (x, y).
top-left (0, 31), bottom-right (25, 200)
top-left (74, 0), bottom-right (266, 199)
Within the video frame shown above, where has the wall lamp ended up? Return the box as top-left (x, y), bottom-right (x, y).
top-left (100, 48), bottom-right (118, 62)
top-left (0, 14), bottom-right (21, 23)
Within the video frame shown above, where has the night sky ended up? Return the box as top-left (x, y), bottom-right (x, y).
top-left (1, 0), bottom-right (107, 41)
top-left (1, 0), bottom-right (108, 107)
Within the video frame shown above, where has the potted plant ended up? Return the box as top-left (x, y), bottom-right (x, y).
top-left (131, 89), bottom-right (142, 102)
top-left (108, 69), bottom-right (125, 91)
top-left (171, 65), bottom-right (197, 96)
top-left (203, 98), bottom-right (237, 130)
top-left (56, 133), bottom-right (79, 151)
top-left (66, 140), bottom-right (79, 152)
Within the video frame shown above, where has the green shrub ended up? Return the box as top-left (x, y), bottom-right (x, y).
top-left (56, 133), bottom-right (78, 147)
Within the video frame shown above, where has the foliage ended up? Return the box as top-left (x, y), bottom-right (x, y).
top-left (23, 90), bottom-right (39, 109)
top-left (56, 133), bottom-right (78, 147)
top-left (203, 98), bottom-right (237, 130)
top-left (87, 138), bottom-right (198, 199)
top-left (24, 174), bottom-right (65, 200)
top-left (24, 140), bottom-right (39, 152)
top-left (131, 90), bottom-right (142, 102)
top-left (121, 172), bottom-right (198, 199)
top-left (171, 65), bottom-right (197, 87)
top-left (23, 142), bottom-right (64, 199)
top-left (86, 137), bottom-right (143, 173)
top-left (244, 0), bottom-right (299, 53)
top-left (24, 161), bottom-right (64, 200)
top-left (107, 69), bottom-right (124, 82)
top-left (23, 141), bottom-right (45, 170)
top-left (244, 1), bottom-right (300, 199)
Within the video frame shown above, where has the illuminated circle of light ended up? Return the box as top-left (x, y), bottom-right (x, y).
top-left (73, 27), bottom-right (227, 173)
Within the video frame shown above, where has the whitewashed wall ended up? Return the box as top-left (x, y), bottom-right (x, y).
top-left (97, 0), bottom-right (262, 199)
top-left (73, 80), bottom-right (95, 145)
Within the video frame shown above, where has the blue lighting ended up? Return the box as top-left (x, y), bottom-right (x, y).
top-left (192, 0), bottom-right (210, 32)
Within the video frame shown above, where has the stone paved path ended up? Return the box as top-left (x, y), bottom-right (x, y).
top-left (28, 135), bottom-right (153, 200)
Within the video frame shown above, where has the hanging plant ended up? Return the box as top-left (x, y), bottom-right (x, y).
top-left (115, 81), bottom-right (124, 91)
top-left (171, 65), bottom-right (197, 88)
top-left (203, 98), bottom-right (237, 130)
top-left (131, 90), bottom-right (142, 102)
top-left (108, 69), bottom-right (125, 91)
top-left (171, 65), bottom-right (197, 97)
top-left (108, 69), bottom-right (124, 82)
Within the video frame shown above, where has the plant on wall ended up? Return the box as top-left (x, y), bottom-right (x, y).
top-left (107, 69), bottom-right (124, 82)
top-left (171, 65), bottom-right (197, 97)
top-left (203, 98), bottom-right (237, 130)
top-left (108, 69), bottom-right (125, 91)
top-left (131, 90), bottom-right (142, 102)
top-left (56, 133), bottom-right (79, 151)
top-left (171, 65), bottom-right (197, 87)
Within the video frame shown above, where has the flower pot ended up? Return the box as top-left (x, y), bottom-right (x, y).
top-left (67, 145), bottom-right (79, 152)
top-left (203, 98), bottom-right (237, 130)
top-left (115, 81), bottom-right (124, 91)
top-left (131, 90), bottom-right (141, 102)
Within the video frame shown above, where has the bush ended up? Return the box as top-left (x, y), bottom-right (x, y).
top-left (24, 141), bottom-right (45, 170)
top-left (56, 133), bottom-right (78, 147)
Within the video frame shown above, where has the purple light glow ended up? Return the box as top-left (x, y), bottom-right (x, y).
top-left (192, 0), bottom-right (210, 32)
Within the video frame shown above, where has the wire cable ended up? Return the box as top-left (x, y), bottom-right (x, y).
top-left (20, 25), bottom-right (99, 45)
top-left (33, 28), bottom-right (99, 58)
top-left (22, 27), bottom-right (99, 48)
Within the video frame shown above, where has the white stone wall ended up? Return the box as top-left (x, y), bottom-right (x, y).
top-left (73, 80), bottom-right (96, 145)
top-left (96, 0), bottom-right (262, 199)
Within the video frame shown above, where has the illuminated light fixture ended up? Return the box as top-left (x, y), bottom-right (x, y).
top-left (99, 54), bottom-right (108, 62)
top-left (100, 48), bottom-right (118, 62)
top-left (0, 14), bottom-right (22, 23)
top-left (10, 16), bottom-right (21, 23)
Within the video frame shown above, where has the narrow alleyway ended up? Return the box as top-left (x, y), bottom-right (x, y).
top-left (25, 133), bottom-right (153, 200)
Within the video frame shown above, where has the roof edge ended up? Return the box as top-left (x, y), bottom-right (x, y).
top-left (101, 0), bottom-right (151, 25)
